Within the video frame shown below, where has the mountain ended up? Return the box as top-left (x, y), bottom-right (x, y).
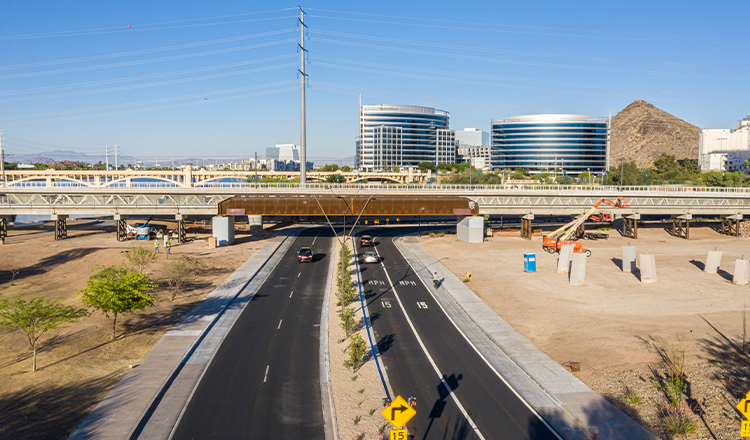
top-left (610, 100), bottom-right (699, 168)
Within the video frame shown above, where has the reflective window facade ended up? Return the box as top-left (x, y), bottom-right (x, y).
top-left (491, 114), bottom-right (610, 175)
top-left (357, 105), bottom-right (453, 171)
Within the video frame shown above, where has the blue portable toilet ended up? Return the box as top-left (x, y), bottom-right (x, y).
top-left (524, 253), bottom-right (536, 272)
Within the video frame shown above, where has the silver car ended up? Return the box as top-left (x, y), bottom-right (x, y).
top-left (363, 251), bottom-right (379, 263)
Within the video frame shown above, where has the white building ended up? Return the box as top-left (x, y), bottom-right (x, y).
top-left (266, 144), bottom-right (300, 161)
top-left (455, 128), bottom-right (489, 148)
top-left (699, 115), bottom-right (750, 172)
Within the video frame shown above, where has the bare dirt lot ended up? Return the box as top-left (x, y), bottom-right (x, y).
top-left (0, 220), bottom-right (269, 440)
top-left (422, 224), bottom-right (750, 439)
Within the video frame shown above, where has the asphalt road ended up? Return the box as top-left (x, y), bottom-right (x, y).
top-left (171, 227), bottom-right (333, 440)
top-left (356, 226), bottom-right (559, 440)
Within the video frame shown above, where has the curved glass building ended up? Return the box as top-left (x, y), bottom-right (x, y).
top-left (491, 114), bottom-right (609, 175)
top-left (357, 104), bottom-right (454, 172)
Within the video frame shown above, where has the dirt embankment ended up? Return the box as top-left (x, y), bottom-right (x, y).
top-left (0, 223), bottom-right (267, 440)
top-left (422, 227), bottom-right (748, 439)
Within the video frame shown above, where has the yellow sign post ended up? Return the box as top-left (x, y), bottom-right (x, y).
top-left (381, 395), bottom-right (416, 429)
top-left (739, 391), bottom-right (750, 437)
top-left (389, 428), bottom-right (408, 440)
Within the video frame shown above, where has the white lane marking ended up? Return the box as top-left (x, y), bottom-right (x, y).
top-left (372, 246), bottom-right (486, 440)
top-left (298, 272), bottom-right (301, 277)
top-left (417, 302), bottom-right (428, 309)
top-left (264, 365), bottom-right (269, 383)
top-left (393, 237), bottom-right (564, 440)
top-left (278, 319), bottom-right (283, 329)
top-left (312, 229), bottom-right (323, 245)
top-left (289, 291), bottom-right (293, 298)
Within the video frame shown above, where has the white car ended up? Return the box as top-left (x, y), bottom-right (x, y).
top-left (363, 252), bottom-right (379, 263)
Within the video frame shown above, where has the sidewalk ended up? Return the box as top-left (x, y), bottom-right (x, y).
top-left (69, 230), bottom-right (299, 440)
top-left (394, 236), bottom-right (657, 440)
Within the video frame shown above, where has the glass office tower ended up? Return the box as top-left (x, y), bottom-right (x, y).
top-left (491, 114), bottom-right (609, 175)
top-left (357, 104), bottom-right (453, 172)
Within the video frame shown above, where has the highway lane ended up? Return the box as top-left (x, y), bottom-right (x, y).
top-left (171, 227), bottom-right (333, 440)
top-left (356, 227), bottom-right (559, 440)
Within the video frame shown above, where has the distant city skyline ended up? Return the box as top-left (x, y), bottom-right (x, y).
top-left (1, 0), bottom-right (748, 163)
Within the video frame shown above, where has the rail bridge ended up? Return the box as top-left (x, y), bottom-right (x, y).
top-left (2, 183), bottom-right (749, 241)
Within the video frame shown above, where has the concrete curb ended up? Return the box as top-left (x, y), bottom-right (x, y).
top-left (394, 236), bottom-right (657, 440)
top-left (320, 237), bottom-right (339, 440)
top-left (68, 229), bottom-right (301, 440)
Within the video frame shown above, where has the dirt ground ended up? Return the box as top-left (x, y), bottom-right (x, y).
top-left (0, 219), bottom-right (270, 440)
top-left (329, 241), bottom-right (389, 440)
top-left (421, 224), bottom-right (750, 439)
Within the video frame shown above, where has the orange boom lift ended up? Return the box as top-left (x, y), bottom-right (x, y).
top-left (542, 198), bottom-right (630, 257)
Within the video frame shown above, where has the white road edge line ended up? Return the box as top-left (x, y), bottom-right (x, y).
top-left (277, 319), bottom-right (282, 330)
top-left (372, 244), bottom-right (486, 440)
top-left (264, 365), bottom-right (269, 383)
top-left (393, 236), bottom-right (564, 440)
top-left (289, 291), bottom-right (293, 298)
top-left (298, 272), bottom-right (301, 277)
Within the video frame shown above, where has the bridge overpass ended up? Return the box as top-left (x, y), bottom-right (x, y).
top-left (2, 183), bottom-right (749, 240)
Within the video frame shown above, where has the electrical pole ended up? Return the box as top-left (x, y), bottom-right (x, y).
top-left (105, 145), bottom-right (109, 170)
top-left (0, 130), bottom-right (5, 187)
top-left (254, 151), bottom-right (259, 189)
top-left (114, 144), bottom-right (118, 171)
top-left (620, 158), bottom-right (625, 187)
top-left (298, 7), bottom-right (307, 188)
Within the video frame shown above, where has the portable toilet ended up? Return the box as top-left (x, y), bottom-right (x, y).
top-left (524, 253), bottom-right (536, 273)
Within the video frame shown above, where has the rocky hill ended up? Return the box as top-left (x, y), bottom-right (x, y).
top-left (610, 100), bottom-right (699, 168)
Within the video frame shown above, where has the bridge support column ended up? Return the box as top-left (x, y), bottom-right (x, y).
top-left (574, 220), bottom-right (585, 240)
top-left (521, 214), bottom-right (534, 241)
top-left (617, 214), bottom-right (639, 239)
top-left (46, 177), bottom-right (53, 187)
top-left (114, 214), bottom-right (128, 242)
top-left (671, 214), bottom-right (691, 239)
top-left (248, 215), bottom-right (263, 231)
top-left (52, 214), bottom-right (68, 240)
top-left (721, 214), bottom-right (742, 237)
top-left (457, 215), bottom-right (484, 243)
top-left (176, 214), bottom-right (187, 243)
top-left (0, 216), bottom-right (8, 242)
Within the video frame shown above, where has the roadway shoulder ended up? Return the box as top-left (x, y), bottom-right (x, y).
top-left (393, 236), bottom-right (657, 440)
top-left (68, 229), bottom-right (301, 440)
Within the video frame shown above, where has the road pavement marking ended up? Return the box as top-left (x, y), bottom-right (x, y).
top-left (312, 229), bottom-right (323, 245)
top-left (372, 246), bottom-right (486, 440)
top-left (417, 302), bottom-right (428, 309)
top-left (278, 319), bottom-right (283, 329)
top-left (264, 365), bottom-right (269, 383)
top-left (298, 272), bottom-right (301, 277)
top-left (290, 291), bottom-right (293, 298)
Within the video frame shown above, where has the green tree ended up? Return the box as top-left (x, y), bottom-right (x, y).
top-left (321, 164), bottom-right (340, 172)
top-left (326, 174), bottom-right (346, 183)
top-left (340, 165), bottom-right (351, 172)
top-left (0, 297), bottom-right (88, 372)
top-left (417, 162), bottom-right (437, 173)
top-left (344, 333), bottom-right (368, 371)
top-left (653, 153), bottom-right (678, 174)
top-left (162, 258), bottom-right (195, 301)
top-left (125, 244), bottom-right (158, 274)
top-left (79, 266), bottom-right (156, 339)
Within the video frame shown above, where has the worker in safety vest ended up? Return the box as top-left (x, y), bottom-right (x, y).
top-left (154, 240), bottom-right (160, 254)
top-left (166, 240), bottom-right (171, 256)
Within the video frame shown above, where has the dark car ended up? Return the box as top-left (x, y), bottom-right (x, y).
top-left (298, 247), bottom-right (313, 262)
top-left (360, 235), bottom-right (373, 247)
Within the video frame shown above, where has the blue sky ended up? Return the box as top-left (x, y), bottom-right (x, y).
top-left (1, 0), bottom-right (748, 164)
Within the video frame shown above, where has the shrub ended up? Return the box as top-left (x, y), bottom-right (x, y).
top-left (623, 386), bottom-right (642, 405)
top-left (660, 402), bottom-right (699, 435)
top-left (338, 306), bottom-right (357, 337)
top-left (344, 333), bottom-right (368, 371)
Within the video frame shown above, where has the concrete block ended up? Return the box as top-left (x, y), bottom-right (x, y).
top-left (212, 216), bottom-right (235, 246)
top-left (640, 254), bottom-right (657, 283)
top-left (248, 215), bottom-right (263, 231)
top-left (622, 246), bottom-right (636, 273)
top-left (733, 260), bottom-right (750, 285)
top-left (704, 250), bottom-right (722, 273)
top-left (457, 215), bottom-right (484, 243)
top-left (569, 253), bottom-right (587, 286)
top-left (557, 244), bottom-right (574, 274)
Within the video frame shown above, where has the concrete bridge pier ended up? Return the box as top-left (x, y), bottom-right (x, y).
top-left (520, 213), bottom-right (534, 240)
top-left (720, 214), bottom-right (742, 236)
top-left (248, 215), bottom-right (263, 231)
top-left (52, 214), bottom-right (68, 240)
top-left (0, 216), bottom-right (9, 241)
top-left (615, 214), bottom-right (639, 239)
top-left (671, 214), bottom-right (692, 239)
top-left (175, 214), bottom-right (187, 243)
top-left (114, 214), bottom-right (128, 241)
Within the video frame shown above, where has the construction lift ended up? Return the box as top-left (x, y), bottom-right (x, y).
top-left (542, 198), bottom-right (630, 257)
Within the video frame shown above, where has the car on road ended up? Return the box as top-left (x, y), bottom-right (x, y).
top-left (360, 235), bottom-right (374, 246)
top-left (298, 247), bottom-right (313, 263)
top-left (363, 251), bottom-right (379, 263)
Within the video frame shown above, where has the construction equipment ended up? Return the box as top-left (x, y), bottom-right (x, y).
top-left (542, 198), bottom-right (629, 257)
top-left (129, 216), bottom-right (154, 240)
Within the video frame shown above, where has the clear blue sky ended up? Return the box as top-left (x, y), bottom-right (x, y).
top-left (1, 0), bottom-right (748, 164)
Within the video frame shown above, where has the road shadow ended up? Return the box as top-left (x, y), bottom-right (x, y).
top-left (421, 374), bottom-right (464, 440)
top-left (0, 369), bottom-right (126, 440)
top-left (311, 252), bottom-right (327, 263)
top-left (377, 334), bottom-right (395, 356)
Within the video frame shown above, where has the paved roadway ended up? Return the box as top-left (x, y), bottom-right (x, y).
top-left (171, 227), bottom-right (333, 440)
top-left (356, 226), bottom-right (560, 440)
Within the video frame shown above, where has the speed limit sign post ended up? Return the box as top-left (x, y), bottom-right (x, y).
top-left (389, 428), bottom-right (407, 440)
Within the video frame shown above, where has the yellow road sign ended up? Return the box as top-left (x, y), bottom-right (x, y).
top-left (742, 420), bottom-right (750, 437)
top-left (381, 395), bottom-right (416, 428)
top-left (389, 428), bottom-right (408, 440)
top-left (738, 393), bottom-right (750, 419)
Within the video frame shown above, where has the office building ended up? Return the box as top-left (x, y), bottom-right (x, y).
top-left (266, 144), bottom-right (300, 161)
top-left (356, 104), bottom-right (454, 171)
top-left (699, 115), bottom-right (750, 172)
top-left (491, 114), bottom-right (609, 175)
top-left (455, 128), bottom-right (489, 148)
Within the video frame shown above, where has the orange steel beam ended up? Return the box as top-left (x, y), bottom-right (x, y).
top-left (218, 195), bottom-right (479, 217)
